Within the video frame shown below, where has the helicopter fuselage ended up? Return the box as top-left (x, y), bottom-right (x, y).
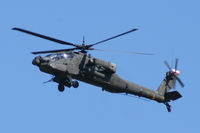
top-left (33, 51), bottom-right (165, 103)
top-left (13, 27), bottom-right (183, 112)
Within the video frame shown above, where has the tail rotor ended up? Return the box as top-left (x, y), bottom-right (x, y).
top-left (164, 58), bottom-right (184, 89)
top-left (160, 58), bottom-right (184, 112)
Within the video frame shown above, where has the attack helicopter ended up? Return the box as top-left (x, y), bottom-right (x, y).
top-left (12, 27), bottom-right (184, 112)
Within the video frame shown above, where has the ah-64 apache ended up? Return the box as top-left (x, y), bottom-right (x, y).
top-left (13, 27), bottom-right (184, 112)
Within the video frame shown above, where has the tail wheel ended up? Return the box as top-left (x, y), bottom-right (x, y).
top-left (165, 103), bottom-right (171, 112)
top-left (58, 84), bottom-right (65, 92)
top-left (72, 81), bottom-right (79, 88)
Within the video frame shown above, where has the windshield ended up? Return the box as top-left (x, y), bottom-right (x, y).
top-left (46, 53), bottom-right (74, 61)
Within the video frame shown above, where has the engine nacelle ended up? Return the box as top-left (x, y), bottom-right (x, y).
top-left (93, 58), bottom-right (116, 73)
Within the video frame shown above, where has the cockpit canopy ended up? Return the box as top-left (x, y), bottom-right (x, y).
top-left (46, 52), bottom-right (74, 61)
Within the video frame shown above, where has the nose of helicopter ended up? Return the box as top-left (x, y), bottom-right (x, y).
top-left (32, 56), bottom-right (51, 66)
top-left (32, 56), bottom-right (42, 66)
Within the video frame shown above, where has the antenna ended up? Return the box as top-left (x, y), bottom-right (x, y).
top-left (82, 36), bottom-right (85, 47)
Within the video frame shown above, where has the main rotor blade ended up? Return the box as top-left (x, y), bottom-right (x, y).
top-left (32, 48), bottom-right (78, 54)
top-left (93, 48), bottom-right (154, 55)
top-left (164, 60), bottom-right (172, 71)
top-left (87, 28), bottom-right (138, 48)
top-left (176, 76), bottom-right (184, 87)
top-left (12, 27), bottom-right (77, 47)
top-left (175, 58), bottom-right (179, 71)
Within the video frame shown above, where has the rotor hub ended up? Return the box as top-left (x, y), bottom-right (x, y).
top-left (172, 69), bottom-right (180, 75)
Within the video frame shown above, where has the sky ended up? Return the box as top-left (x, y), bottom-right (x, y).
top-left (0, 0), bottom-right (199, 132)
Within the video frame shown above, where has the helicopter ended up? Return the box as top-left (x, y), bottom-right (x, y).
top-left (12, 27), bottom-right (184, 112)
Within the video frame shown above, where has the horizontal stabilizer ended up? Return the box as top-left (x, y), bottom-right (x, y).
top-left (165, 91), bottom-right (182, 101)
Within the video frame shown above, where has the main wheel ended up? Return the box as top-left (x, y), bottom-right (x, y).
top-left (72, 81), bottom-right (79, 88)
top-left (58, 84), bottom-right (65, 92)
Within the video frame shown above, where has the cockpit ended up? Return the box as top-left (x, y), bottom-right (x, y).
top-left (46, 52), bottom-right (74, 61)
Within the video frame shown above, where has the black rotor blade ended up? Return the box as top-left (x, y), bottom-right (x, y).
top-left (93, 48), bottom-right (154, 55)
top-left (175, 58), bottom-right (179, 71)
top-left (176, 76), bottom-right (184, 87)
top-left (164, 61), bottom-right (172, 71)
top-left (32, 48), bottom-right (78, 54)
top-left (87, 28), bottom-right (138, 48)
top-left (12, 27), bottom-right (77, 47)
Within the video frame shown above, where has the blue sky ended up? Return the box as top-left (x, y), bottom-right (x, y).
top-left (0, 0), bottom-right (199, 132)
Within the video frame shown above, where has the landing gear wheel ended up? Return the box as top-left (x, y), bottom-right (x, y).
top-left (165, 103), bottom-right (171, 112)
top-left (167, 106), bottom-right (171, 112)
top-left (72, 81), bottom-right (79, 88)
top-left (58, 84), bottom-right (65, 92)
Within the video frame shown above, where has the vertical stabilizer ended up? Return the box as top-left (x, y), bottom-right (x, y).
top-left (157, 72), bottom-right (176, 96)
top-left (157, 59), bottom-right (184, 112)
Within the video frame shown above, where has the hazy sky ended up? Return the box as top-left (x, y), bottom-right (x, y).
top-left (0, 0), bottom-right (199, 132)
